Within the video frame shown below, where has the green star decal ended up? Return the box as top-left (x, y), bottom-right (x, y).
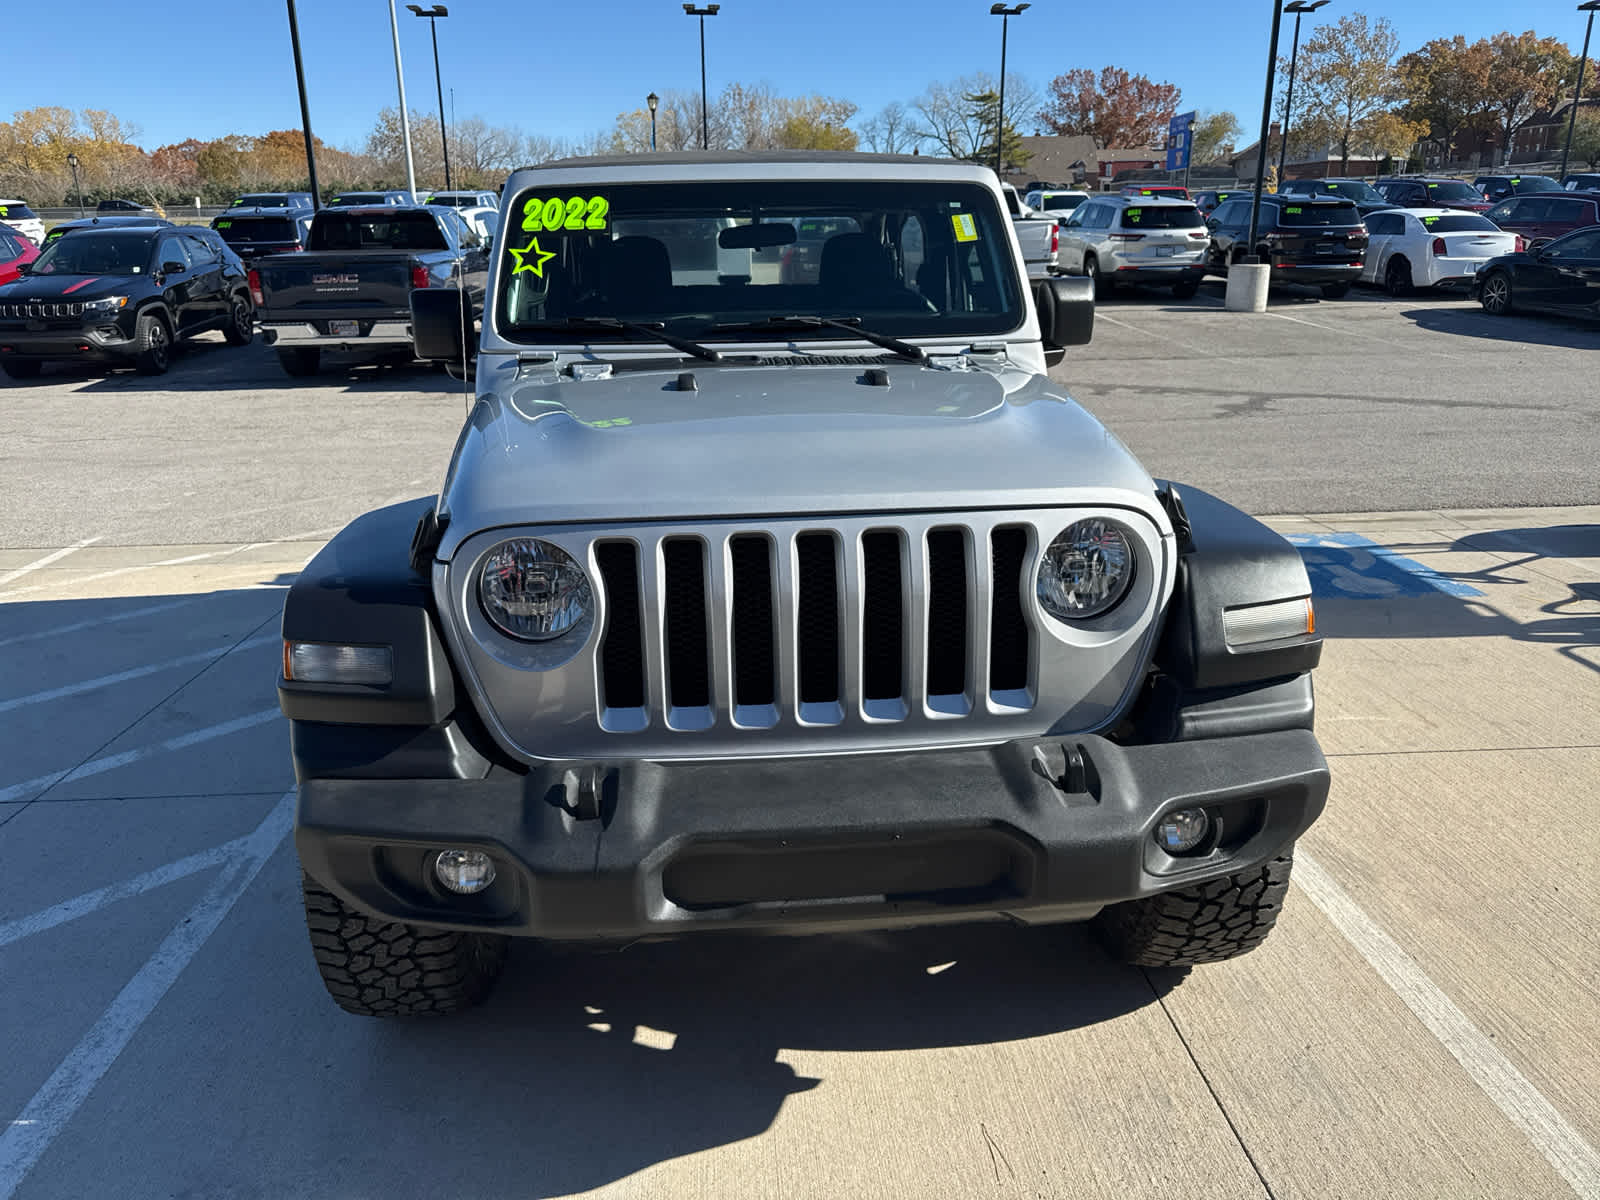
top-left (509, 237), bottom-right (557, 278)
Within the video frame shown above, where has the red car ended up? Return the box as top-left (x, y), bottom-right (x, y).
top-left (1486, 191), bottom-right (1600, 248)
top-left (0, 223), bottom-right (39, 284)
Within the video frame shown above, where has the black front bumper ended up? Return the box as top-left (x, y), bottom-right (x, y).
top-left (0, 322), bottom-right (138, 361)
top-left (295, 729), bottom-right (1329, 941)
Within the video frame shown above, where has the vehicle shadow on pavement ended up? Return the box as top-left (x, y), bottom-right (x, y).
top-left (1298, 525), bottom-right (1600, 678)
top-left (349, 921), bottom-right (1176, 1196)
top-left (1399, 307), bottom-right (1600, 349)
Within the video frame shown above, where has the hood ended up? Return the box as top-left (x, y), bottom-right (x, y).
top-left (436, 358), bottom-right (1158, 559)
top-left (0, 274), bottom-right (135, 303)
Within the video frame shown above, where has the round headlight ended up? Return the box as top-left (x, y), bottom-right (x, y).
top-left (1037, 519), bottom-right (1136, 621)
top-left (479, 538), bottom-right (592, 641)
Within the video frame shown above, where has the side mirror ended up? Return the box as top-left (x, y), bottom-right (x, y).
top-left (411, 286), bottom-right (474, 362)
top-left (15, 262), bottom-right (30, 275)
top-left (1036, 276), bottom-right (1094, 361)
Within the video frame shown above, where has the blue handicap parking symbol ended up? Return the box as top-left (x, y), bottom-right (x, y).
top-left (1285, 533), bottom-right (1484, 600)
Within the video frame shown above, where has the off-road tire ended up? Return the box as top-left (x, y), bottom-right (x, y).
top-left (1, 358), bottom-right (43, 380)
top-left (276, 346), bottom-right (321, 377)
top-left (223, 293), bottom-right (254, 346)
top-left (1093, 852), bottom-right (1294, 967)
top-left (301, 872), bottom-right (509, 1017)
top-left (1171, 280), bottom-right (1200, 300)
top-left (133, 312), bottom-right (171, 375)
top-left (1479, 270), bottom-right (1513, 316)
top-left (1384, 258), bottom-right (1413, 297)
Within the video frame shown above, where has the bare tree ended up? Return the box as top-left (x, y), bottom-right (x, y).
top-left (859, 101), bottom-right (919, 154)
top-left (915, 72), bottom-right (1039, 160)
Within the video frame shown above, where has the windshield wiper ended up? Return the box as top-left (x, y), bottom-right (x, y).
top-left (516, 317), bottom-right (723, 363)
top-left (713, 315), bottom-right (927, 363)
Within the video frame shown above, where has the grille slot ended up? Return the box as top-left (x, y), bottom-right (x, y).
top-left (861, 531), bottom-right (904, 702)
top-left (662, 538), bottom-right (711, 709)
top-left (595, 542), bottom-right (645, 710)
top-left (926, 529), bottom-right (968, 697)
top-left (989, 527), bottom-right (1030, 693)
top-left (795, 533), bottom-right (841, 704)
top-left (729, 535), bottom-right (776, 708)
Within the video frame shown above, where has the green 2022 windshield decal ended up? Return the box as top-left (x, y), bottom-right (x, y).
top-left (521, 195), bottom-right (609, 234)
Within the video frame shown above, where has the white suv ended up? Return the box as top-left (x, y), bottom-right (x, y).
top-left (0, 201), bottom-right (46, 246)
top-left (1057, 195), bottom-right (1210, 297)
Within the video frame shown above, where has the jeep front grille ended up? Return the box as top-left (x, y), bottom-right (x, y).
top-left (594, 521), bottom-right (1034, 733)
top-left (0, 302), bottom-right (86, 320)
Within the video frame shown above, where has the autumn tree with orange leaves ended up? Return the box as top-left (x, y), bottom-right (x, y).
top-left (1036, 67), bottom-right (1181, 149)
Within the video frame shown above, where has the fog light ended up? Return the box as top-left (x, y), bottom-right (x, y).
top-left (434, 849), bottom-right (496, 894)
top-left (1154, 808), bottom-right (1211, 854)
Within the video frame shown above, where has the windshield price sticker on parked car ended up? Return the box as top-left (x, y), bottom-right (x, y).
top-left (1286, 206), bottom-right (1304, 214)
top-left (951, 213), bottom-right (978, 242)
top-left (521, 195), bottom-right (610, 234)
top-left (216, 220), bottom-right (233, 229)
top-left (1126, 208), bottom-right (1143, 223)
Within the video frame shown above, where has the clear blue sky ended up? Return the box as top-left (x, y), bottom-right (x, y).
top-left (9, 1), bottom-right (1597, 152)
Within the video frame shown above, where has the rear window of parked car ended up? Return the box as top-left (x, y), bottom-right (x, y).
top-left (214, 217), bottom-right (299, 244)
top-left (1416, 214), bottom-right (1498, 233)
top-left (310, 212), bottom-right (446, 251)
top-left (1276, 202), bottom-right (1360, 226)
top-left (1121, 205), bottom-right (1203, 229)
top-left (0, 202), bottom-right (37, 221)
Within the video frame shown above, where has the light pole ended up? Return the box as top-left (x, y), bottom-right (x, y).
top-left (407, 6), bottom-right (452, 192)
top-left (1247, 2), bottom-right (1288, 261)
top-left (647, 92), bottom-right (660, 151)
top-left (386, 0), bottom-right (419, 203)
top-left (66, 152), bottom-right (83, 217)
top-left (1560, 1), bottom-right (1600, 182)
top-left (285, 0), bottom-right (322, 210)
top-left (1277, 0), bottom-right (1329, 186)
top-left (989, 4), bottom-right (1030, 176)
top-left (683, 4), bottom-right (719, 150)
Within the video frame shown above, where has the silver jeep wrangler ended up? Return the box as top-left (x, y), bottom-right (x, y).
top-left (278, 152), bottom-right (1328, 1017)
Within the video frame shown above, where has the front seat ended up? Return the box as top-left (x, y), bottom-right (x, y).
top-left (600, 235), bottom-right (673, 313)
top-left (820, 232), bottom-right (925, 311)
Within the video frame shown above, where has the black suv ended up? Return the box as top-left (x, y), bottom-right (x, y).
top-left (1374, 177), bottom-right (1492, 213)
top-left (1204, 194), bottom-right (1367, 297)
top-left (42, 215), bottom-right (173, 246)
top-left (1473, 174), bottom-right (1561, 205)
top-left (0, 226), bottom-right (253, 378)
top-left (1277, 178), bottom-right (1395, 216)
top-left (211, 209), bottom-right (314, 265)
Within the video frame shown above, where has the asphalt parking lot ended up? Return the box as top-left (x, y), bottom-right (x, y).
top-left (2, 288), bottom-right (1598, 1199)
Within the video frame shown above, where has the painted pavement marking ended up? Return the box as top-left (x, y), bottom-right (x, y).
top-left (1287, 532), bottom-right (1485, 599)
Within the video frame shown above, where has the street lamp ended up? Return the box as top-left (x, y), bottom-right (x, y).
top-left (407, 5), bottom-right (452, 192)
top-left (66, 152), bottom-right (83, 217)
top-left (1560, 1), bottom-right (1600, 182)
top-left (1245, 1), bottom-right (1289, 267)
top-left (683, 4), bottom-right (719, 151)
top-left (989, 4), bottom-right (1030, 176)
top-left (385, 0), bottom-right (419, 203)
top-left (647, 92), bottom-right (660, 151)
top-left (285, 1), bottom-right (322, 210)
top-left (1277, 0), bottom-right (1329, 186)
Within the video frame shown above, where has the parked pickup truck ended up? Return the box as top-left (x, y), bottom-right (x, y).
top-left (277, 150), bottom-right (1328, 1019)
top-left (1002, 183), bottom-right (1062, 280)
top-left (251, 205), bottom-right (489, 377)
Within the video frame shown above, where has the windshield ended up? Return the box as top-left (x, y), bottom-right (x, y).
top-left (309, 211), bottom-right (445, 251)
top-left (1121, 205), bottom-right (1204, 229)
top-left (1302, 180), bottom-right (1383, 202)
top-left (1418, 214), bottom-right (1497, 233)
top-left (1425, 181), bottom-right (1486, 202)
top-left (0, 202), bottom-right (38, 221)
top-left (427, 195), bottom-right (476, 208)
top-left (496, 179), bottom-right (1024, 345)
top-left (1509, 176), bottom-right (1560, 193)
top-left (331, 194), bottom-right (387, 206)
top-left (1277, 202), bottom-right (1360, 227)
top-left (1040, 194), bottom-right (1086, 211)
top-left (235, 195), bottom-right (289, 207)
top-left (29, 232), bottom-right (153, 276)
top-left (215, 217), bottom-right (298, 244)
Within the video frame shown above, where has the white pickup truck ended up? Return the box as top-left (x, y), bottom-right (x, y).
top-left (1002, 183), bottom-right (1062, 281)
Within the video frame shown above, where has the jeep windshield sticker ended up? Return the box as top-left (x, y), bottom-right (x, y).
top-left (1126, 208), bottom-right (1143, 223)
top-left (951, 213), bottom-right (978, 242)
top-left (1286, 206), bottom-right (1303, 213)
top-left (216, 220), bottom-right (232, 228)
top-left (521, 195), bottom-right (610, 234)
top-left (509, 237), bottom-right (558, 277)
top-left (1422, 215), bottom-right (1440, 226)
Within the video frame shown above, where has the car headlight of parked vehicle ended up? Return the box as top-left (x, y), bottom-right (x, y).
top-left (478, 538), bottom-right (592, 641)
top-left (1037, 518), bottom-right (1136, 621)
top-left (80, 296), bottom-right (129, 318)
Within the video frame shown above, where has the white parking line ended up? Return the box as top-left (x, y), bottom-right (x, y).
top-left (1295, 851), bottom-right (1600, 1197)
top-left (0, 634), bottom-right (278, 717)
top-left (0, 708), bottom-right (282, 804)
top-left (0, 538), bottom-right (102, 587)
top-left (0, 834), bottom-right (249, 949)
top-left (0, 598), bottom-right (201, 651)
top-left (0, 791), bottom-right (293, 1200)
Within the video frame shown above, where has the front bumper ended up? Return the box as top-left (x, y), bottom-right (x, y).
top-left (295, 728), bottom-right (1328, 940)
top-left (0, 322), bottom-right (138, 361)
